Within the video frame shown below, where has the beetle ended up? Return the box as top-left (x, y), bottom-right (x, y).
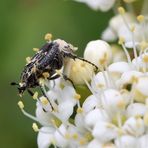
top-left (11, 39), bottom-right (98, 101)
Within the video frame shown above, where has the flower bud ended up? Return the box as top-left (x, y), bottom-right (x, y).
top-left (84, 40), bottom-right (112, 68)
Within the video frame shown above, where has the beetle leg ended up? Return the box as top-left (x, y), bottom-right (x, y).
top-left (48, 74), bottom-right (60, 80)
top-left (62, 74), bottom-right (76, 89)
top-left (48, 73), bottom-right (75, 89)
top-left (39, 86), bottom-right (54, 111)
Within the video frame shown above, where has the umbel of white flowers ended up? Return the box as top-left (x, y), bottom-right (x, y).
top-left (18, 16), bottom-right (148, 147)
top-left (17, 2), bottom-right (148, 148)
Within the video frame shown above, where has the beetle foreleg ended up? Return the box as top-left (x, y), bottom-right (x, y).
top-left (62, 74), bottom-right (76, 89)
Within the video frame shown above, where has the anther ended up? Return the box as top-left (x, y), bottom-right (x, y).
top-left (118, 37), bottom-right (125, 45)
top-left (143, 55), bottom-right (148, 63)
top-left (137, 15), bottom-right (145, 23)
top-left (74, 93), bottom-right (81, 100)
top-left (118, 7), bottom-right (125, 15)
top-left (40, 96), bottom-right (49, 105)
top-left (45, 33), bottom-right (52, 41)
top-left (77, 107), bottom-right (83, 113)
top-left (18, 101), bottom-right (24, 109)
top-left (26, 57), bottom-right (31, 64)
top-left (33, 92), bottom-right (38, 100)
top-left (32, 123), bottom-right (39, 132)
top-left (39, 78), bottom-right (45, 86)
top-left (42, 72), bottom-right (50, 78)
top-left (55, 69), bottom-right (62, 75)
top-left (33, 48), bottom-right (39, 52)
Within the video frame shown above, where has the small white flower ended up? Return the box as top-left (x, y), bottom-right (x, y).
top-left (74, 0), bottom-right (116, 11)
top-left (54, 100), bottom-right (75, 122)
top-left (36, 102), bottom-right (54, 126)
top-left (82, 95), bottom-right (99, 113)
top-left (92, 121), bottom-right (118, 143)
top-left (75, 113), bottom-right (85, 129)
top-left (126, 103), bottom-right (147, 118)
top-left (37, 127), bottom-right (55, 148)
top-left (133, 76), bottom-right (148, 102)
top-left (54, 124), bottom-right (69, 147)
top-left (119, 71), bottom-right (143, 89)
top-left (101, 27), bottom-right (117, 42)
top-left (138, 134), bottom-right (148, 148)
top-left (85, 108), bottom-right (110, 128)
top-left (84, 40), bottom-right (112, 68)
top-left (101, 89), bottom-right (126, 116)
top-left (87, 139), bottom-right (102, 148)
top-left (123, 116), bottom-right (145, 136)
top-left (102, 13), bottom-right (135, 42)
top-left (115, 135), bottom-right (137, 148)
top-left (111, 45), bottom-right (126, 62)
top-left (108, 61), bottom-right (131, 81)
top-left (132, 53), bottom-right (148, 72)
top-left (91, 71), bottom-right (110, 92)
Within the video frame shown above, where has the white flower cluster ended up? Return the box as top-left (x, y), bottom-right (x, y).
top-left (18, 34), bottom-right (148, 147)
top-left (17, 1), bottom-right (148, 148)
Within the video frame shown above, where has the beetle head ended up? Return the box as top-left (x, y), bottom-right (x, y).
top-left (11, 82), bottom-right (27, 97)
top-left (54, 39), bottom-right (78, 53)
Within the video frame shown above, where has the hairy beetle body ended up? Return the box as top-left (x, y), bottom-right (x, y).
top-left (11, 38), bottom-right (98, 96)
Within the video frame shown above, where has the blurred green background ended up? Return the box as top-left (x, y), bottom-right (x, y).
top-left (0, 0), bottom-right (113, 147)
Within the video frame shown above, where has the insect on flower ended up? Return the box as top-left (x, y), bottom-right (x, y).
top-left (11, 34), bottom-right (98, 107)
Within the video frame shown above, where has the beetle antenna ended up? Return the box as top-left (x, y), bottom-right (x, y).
top-left (10, 82), bottom-right (19, 86)
top-left (76, 57), bottom-right (98, 71)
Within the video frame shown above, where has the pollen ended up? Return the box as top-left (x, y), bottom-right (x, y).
top-left (118, 37), bottom-right (125, 45)
top-left (32, 123), bottom-right (39, 132)
top-left (55, 69), bottom-right (62, 75)
top-left (26, 56), bottom-right (31, 64)
top-left (130, 25), bottom-right (135, 32)
top-left (40, 96), bottom-right (49, 105)
top-left (33, 48), bottom-right (39, 52)
top-left (77, 107), bottom-right (83, 113)
top-left (33, 91), bottom-right (38, 100)
top-left (144, 112), bottom-right (148, 126)
top-left (106, 123), bottom-right (114, 128)
top-left (143, 55), bottom-right (148, 63)
top-left (74, 93), bottom-right (81, 100)
top-left (117, 100), bottom-right (126, 109)
top-left (137, 15), bottom-right (145, 23)
top-left (72, 133), bottom-right (78, 140)
top-left (51, 119), bottom-right (57, 127)
top-left (97, 83), bottom-right (104, 88)
top-left (140, 41), bottom-right (148, 51)
top-left (39, 78), bottom-right (45, 86)
top-left (99, 57), bottom-right (106, 65)
top-left (18, 101), bottom-right (24, 109)
top-left (42, 72), bottom-right (50, 78)
top-left (59, 83), bottom-right (65, 89)
top-left (65, 133), bottom-right (71, 139)
top-left (117, 128), bottom-right (124, 136)
top-left (44, 33), bottom-right (52, 41)
top-left (118, 7), bottom-right (125, 15)
top-left (131, 76), bottom-right (139, 83)
top-left (79, 138), bottom-right (87, 145)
